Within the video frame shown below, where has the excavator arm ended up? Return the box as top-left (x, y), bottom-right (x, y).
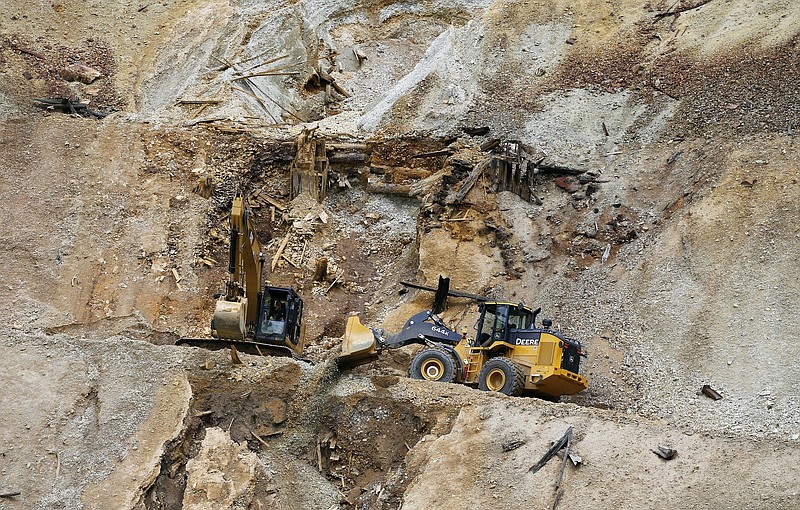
top-left (212, 195), bottom-right (266, 339)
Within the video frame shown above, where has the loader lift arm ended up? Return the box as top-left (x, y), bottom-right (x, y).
top-left (339, 310), bottom-right (460, 367)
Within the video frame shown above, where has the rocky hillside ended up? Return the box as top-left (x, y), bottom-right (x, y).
top-left (1, 1), bottom-right (798, 509)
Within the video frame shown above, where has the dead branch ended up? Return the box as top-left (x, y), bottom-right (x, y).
top-left (654, 0), bottom-right (714, 20)
top-left (177, 99), bottom-right (223, 105)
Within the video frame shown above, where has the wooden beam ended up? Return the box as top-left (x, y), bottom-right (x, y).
top-left (271, 232), bottom-right (291, 271)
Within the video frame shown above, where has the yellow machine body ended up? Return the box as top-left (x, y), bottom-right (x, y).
top-left (339, 302), bottom-right (588, 399)
top-left (177, 195), bottom-right (305, 356)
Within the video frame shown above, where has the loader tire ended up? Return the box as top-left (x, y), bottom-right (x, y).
top-left (478, 357), bottom-right (524, 396)
top-left (409, 348), bottom-right (456, 383)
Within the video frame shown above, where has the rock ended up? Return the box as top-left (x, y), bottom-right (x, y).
top-left (182, 427), bottom-right (260, 509)
top-left (554, 176), bottom-right (581, 192)
top-left (60, 63), bottom-right (102, 84)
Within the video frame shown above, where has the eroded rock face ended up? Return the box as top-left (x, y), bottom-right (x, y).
top-left (182, 427), bottom-right (260, 510)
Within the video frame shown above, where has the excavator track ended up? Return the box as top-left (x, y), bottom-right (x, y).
top-left (176, 337), bottom-right (295, 357)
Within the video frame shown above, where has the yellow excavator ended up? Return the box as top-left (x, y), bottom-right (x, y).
top-left (177, 194), bottom-right (305, 356)
top-left (340, 302), bottom-right (587, 399)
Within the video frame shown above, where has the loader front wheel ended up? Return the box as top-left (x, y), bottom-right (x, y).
top-left (478, 357), bottom-right (524, 396)
top-left (409, 348), bottom-right (456, 383)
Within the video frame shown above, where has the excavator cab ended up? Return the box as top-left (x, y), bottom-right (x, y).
top-left (255, 286), bottom-right (303, 349)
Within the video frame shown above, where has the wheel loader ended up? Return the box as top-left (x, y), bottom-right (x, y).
top-left (177, 194), bottom-right (305, 356)
top-left (340, 302), bottom-right (587, 399)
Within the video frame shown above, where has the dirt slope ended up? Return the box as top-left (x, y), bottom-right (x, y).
top-left (1, 0), bottom-right (799, 509)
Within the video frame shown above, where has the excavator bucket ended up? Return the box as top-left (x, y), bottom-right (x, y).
top-left (338, 315), bottom-right (379, 368)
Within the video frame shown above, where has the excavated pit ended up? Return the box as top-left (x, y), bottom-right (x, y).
top-left (141, 353), bottom-right (459, 510)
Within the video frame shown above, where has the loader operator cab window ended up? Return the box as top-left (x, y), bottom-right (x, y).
top-left (478, 304), bottom-right (533, 347)
top-left (479, 304), bottom-right (509, 346)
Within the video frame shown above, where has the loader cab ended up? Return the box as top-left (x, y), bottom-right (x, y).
top-left (255, 286), bottom-right (303, 347)
top-left (476, 302), bottom-right (537, 346)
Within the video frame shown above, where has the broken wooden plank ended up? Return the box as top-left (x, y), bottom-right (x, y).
top-left (177, 99), bottom-right (223, 105)
top-left (281, 253), bottom-right (299, 268)
top-left (367, 182), bottom-right (411, 195)
top-left (701, 384), bottom-right (722, 400)
top-left (411, 148), bottom-right (453, 159)
top-left (408, 168), bottom-right (447, 197)
top-left (315, 67), bottom-right (351, 98)
top-left (481, 138), bottom-right (501, 151)
top-left (328, 152), bottom-right (370, 164)
top-left (262, 194), bottom-right (286, 211)
top-left (184, 116), bottom-right (227, 126)
top-left (193, 85), bottom-right (224, 118)
top-left (9, 45), bottom-right (45, 59)
top-left (431, 276), bottom-right (450, 314)
top-left (230, 345), bottom-right (242, 365)
top-left (230, 84), bottom-right (275, 121)
top-left (271, 232), bottom-right (291, 271)
top-left (325, 271), bottom-right (343, 294)
top-left (234, 71), bottom-right (301, 80)
top-left (238, 53), bottom-right (288, 70)
top-left (534, 161), bottom-right (585, 175)
top-left (448, 159), bottom-right (489, 204)
top-left (299, 241), bottom-right (308, 267)
top-left (555, 427), bottom-right (572, 489)
top-left (654, 0), bottom-right (714, 20)
top-left (327, 143), bottom-right (369, 151)
top-left (251, 431), bottom-right (270, 448)
top-left (529, 426), bottom-right (573, 475)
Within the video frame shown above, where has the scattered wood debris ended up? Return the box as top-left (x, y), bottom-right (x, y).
top-left (654, 0), bottom-right (715, 20)
top-left (529, 426), bottom-right (573, 476)
top-left (33, 98), bottom-right (108, 118)
top-left (701, 384), bottom-right (723, 400)
top-left (502, 438), bottom-right (526, 452)
top-left (230, 345), bottom-right (242, 365)
top-left (271, 232), bottom-right (292, 271)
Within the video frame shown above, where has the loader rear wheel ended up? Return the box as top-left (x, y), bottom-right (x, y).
top-left (409, 348), bottom-right (456, 383)
top-left (478, 357), bottom-right (524, 396)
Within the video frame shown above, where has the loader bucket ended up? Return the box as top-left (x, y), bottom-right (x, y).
top-left (338, 315), bottom-right (379, 368)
